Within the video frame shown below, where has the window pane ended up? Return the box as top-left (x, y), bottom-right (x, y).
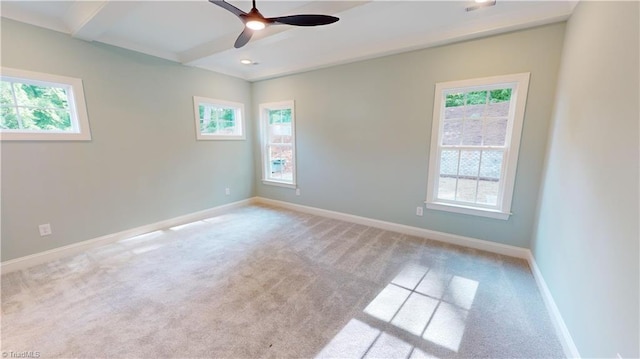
top-left (445, 106), bottom-right (464, 120)
top-left (269, 145), bottom-right (293, 181)
top-left (445, 93), bottom-right (464, 108)
top-left (442, 119), bottom-right (462, 145)
top-left (483, 118), bottom-right (507, 146)
top-left (269, 109), bottom-right (292, 124)
top-left (438, 176), bottom-right (456, 200)
top-left (280, 132), bottom-right (292, 143)
top-left (465, 91), bottom-right (487, 105)
top-left (199, 105), bottom-right (215, 133)
top-left (18, 107), bottom-right (71, 131)
top-left (479, 150), bottom-right (503, 179)
top-left (269, 123), bottom-right (291, 143)
top-left (269, 111), bottom-right (280, 124)
top-left (456, 178), bottom-right (477, 203)
top-left (486, 101), bottom-right (510, 118)
top-left (445, 93), bottom-right (464, 119)
top-left (219, 120), bottom-right (235, 134)
top-left (459, 150), bottom-right (480, 177)
top-left (1, 106), bottom-right (20, 129)
top-left (13, 82), bottom-right (69, 109)
top-left (465, 104), bottom-right (484, 119)
top-left (1, 81), bottom-right (73, 132)
top-left (200, 120), bottom-right (215, 133)
top-left (1, 81), bottom-right (14, 106)
top-left (489, 88), bottom-right (511, 103)
top-left (487, 89), bottom-right (511, 117)
top-left (281, 109), bottom-right (292, 123)
top-left (477, 180), bottom-right (499, 205)
top-left (200, 105), bottom-right (237, 134)
top-left (462, 119), bottom-right (482, 146)
top-left (221, 108), bottom-right (234, 120)
top-left (440, 150), bottom-right (459, 176)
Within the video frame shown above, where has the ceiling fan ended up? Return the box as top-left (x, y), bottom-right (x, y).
top-left (209, 0), bottom-right (339, 48)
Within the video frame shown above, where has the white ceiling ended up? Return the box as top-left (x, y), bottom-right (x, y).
top-left (1, 0), bottom-right (577, 82)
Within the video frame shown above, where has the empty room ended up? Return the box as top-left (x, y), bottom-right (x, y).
top-left (1, 0), bottom-right (638, 358)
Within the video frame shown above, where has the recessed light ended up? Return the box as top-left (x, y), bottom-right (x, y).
top-left (240, 59), bottom-right (253, 65)
top-left (466, 0), bottom-right (496, 11)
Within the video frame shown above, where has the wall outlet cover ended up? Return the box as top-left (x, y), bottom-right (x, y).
top-left (39, 223), bottom-right (52, 236)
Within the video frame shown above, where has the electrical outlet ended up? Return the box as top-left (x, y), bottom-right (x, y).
top-left (416, 207), bottom-right (424, 216)
top-left (39, 223), bottom-right (52, 236)
top-left (295, 188), bottom-right (301, 196)
top-left (225, 188), bottom-right (230, 195)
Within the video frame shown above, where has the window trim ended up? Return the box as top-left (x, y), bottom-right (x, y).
top-left (426, 72), bottom-right (530, 220)
top-left (193, 96), bottom-right (245, 140)
top-left (1, 67), bottom-right (91, 141)
top-left (259, 100), bottom-right (297, 188)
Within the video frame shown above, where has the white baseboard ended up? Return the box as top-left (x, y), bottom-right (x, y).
top-left (253, 197), bottom-right (530, 259)
top-left (1, 198), bottom-right (254, 273)
top-left (527, 252), bottom-right (581, 358)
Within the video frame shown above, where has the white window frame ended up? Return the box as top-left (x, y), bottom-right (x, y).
top-left (193, 96), bottom-right (245, 140)
top-left (1, 67), bottom-right (91, 141)
top-left (259, 100), bottom-right (296, 188)
top-left (426, 72), bottom-right (530, 220)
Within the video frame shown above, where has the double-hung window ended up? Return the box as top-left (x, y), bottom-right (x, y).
top-left (1, 67), bottom-right (91, 141)
top-left (260, 100), bottom-right (296, 187)
top-left (193, 96), bottom-right (245, 140)
top-left (426, 73), bottom-right (530, 220)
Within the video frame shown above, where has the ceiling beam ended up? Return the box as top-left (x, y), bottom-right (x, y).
top-left (179, 0), bottom-right (371, 66)
top-left (64, 1), bottom-right (141, 41)
top-left (179, 26), bottom-right (288, 66)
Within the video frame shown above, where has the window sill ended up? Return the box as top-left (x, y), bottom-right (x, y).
top-left (425, 201), bottom-right (511, 220)
top-left (196, 134), bottom-right (245, 141)
top-left (262, 179), bottom-right (296, 189)
top-left (0, 131), bottom-right (92, 141)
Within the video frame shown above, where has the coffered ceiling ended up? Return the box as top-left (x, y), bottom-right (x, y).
top-left (1, 1), bottom-right (578, 81)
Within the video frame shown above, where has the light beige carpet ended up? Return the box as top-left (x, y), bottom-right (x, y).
top-left (1, 204), bottom-right (564, 358)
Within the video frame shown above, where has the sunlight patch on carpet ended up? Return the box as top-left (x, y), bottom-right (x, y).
top-left (320, 263), bottom-right (479, 356)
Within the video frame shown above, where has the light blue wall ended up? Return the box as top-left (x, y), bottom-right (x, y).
top-left (1, 19), bottom-right (255, 261)
top-left (252, 23), bottom-right (566, 248)
top-left (532, 2), bottom-right (639, 357)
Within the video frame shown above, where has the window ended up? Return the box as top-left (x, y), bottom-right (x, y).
top-left (1, 67), bottom-right (90, 141)
top-left (193, 96), bottom-right (245, 140)
top-left (260, 100), bottom-right (296, 187)
top-left (426, 73), bottom-right (530, 220)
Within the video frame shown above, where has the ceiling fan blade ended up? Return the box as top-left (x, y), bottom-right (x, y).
top-left (209, 0), bottom-right (246, 17)
top-left (269, 14), bottom-right (339, 27)
top-left (234, 27), bottom-right (253, 48)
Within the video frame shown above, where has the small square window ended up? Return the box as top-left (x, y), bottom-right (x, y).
top-left (1, 67), bottom-right (91, 141)
top-left (193, 96), bottom-right (245, 140)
